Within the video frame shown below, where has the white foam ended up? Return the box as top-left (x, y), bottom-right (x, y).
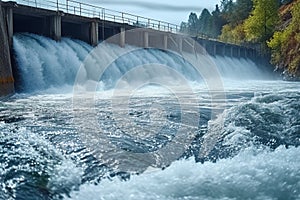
top-left (65, 146), bottom-right (300, 200)
top-left (13, 33), bottom-right (272, 94)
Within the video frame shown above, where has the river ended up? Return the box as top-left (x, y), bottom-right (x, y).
top-left (0, 33), bottom-right (299, 200)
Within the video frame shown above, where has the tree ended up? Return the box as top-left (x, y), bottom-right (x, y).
top-left (244, 0), bottom-right (280, 43)
top-left (232, 0), bottom-right (253, 24)
top-left (268, 1), bottom-right (300, 75)
top-left (188, 12), bottom-right (199, 35)
top-left (180, 22), bottom-right (189, 34)
top-left (220, 0), bottom-right (234, 13)
top-left (209, 5), bottom-right (226, 38)
top-left (198, 9), bottom-right (212, 36)
top-left (220, 23), bottom-right (246, 44)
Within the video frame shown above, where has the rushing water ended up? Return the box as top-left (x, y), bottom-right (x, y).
top-left (0, 33), bottom-right (300, 200)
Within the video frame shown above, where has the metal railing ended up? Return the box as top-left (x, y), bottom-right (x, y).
top-left (6, 0), bottom-right (179, 33)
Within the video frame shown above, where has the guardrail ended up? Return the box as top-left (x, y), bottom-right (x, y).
top-left (6, 0), bottom-right (179, 33)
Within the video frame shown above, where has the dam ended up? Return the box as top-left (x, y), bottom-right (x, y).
top-left (0, 0), bottom-right (258, 97)
top-left (1, 1), bottom-right (300, 200)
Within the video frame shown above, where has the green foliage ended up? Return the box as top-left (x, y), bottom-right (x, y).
top-left (188, 12), bottom-right (199, 35)
top-left (180, 0), bottom-right (300, 77)
top-left (220, 23), bottom-right (246, 44)
top-left (233, 0), bottom-right (253, 23)
top-left (180, 5), bottom-right (225, 38)
top-left (180, 22), bottom-right (189, 34)
top-left (267, 31), bottom-right (285, 64)
top-left (220, 0), bottom-right (234, 13)
top-left (219, 24), bottom-right (232, 42)
top-left (209, 5), bottom-right (226, 37)
top-left (222, 0), bottom-right (253, 25)
top-left (268, 1), bottom-right (300, 75)
top-left (198, 9), bottom-right (212, 36)
top-left (244, 0), bottom-right (280, 42)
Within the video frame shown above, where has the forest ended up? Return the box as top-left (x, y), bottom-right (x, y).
top-left (180, 0), bottom-right (300, 78)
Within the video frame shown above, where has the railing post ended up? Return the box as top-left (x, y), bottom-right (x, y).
top-left (66, 0), bottom-right (68, 13)
top-left (79, 3), bottom-right (81, 16)
top-left (103, 8), bottom-right (105, 21)
top-left (14, 0), bottom-right (181, 34)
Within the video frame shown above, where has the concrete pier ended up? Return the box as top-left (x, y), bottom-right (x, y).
top-left (163, 34), bottom-right (168, 49)
top-left (5, 6), bottom-right (13, 46)
top-left (50, 14), bottom-right (61, 41)
top-left (90, 21), bottom-right (98, 46)
top-left (143, 31), bottom-right (149, 48)
top-left (119, 27), bottom-right (125, 47)
top-left (0, 2), bottom-right (14, 97)
top-left (178, 37), bottom-right (183, 53)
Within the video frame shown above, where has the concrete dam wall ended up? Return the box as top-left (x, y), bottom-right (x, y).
top-left (0, 1), bottom-right (259, 97)
top-left (0, 2), bottom-right (14, 98)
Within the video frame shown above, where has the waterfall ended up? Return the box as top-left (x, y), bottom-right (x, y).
top-left (13, 33), bottom-right (271, 93)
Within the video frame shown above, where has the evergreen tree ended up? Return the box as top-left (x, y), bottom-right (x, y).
top-left (244, 0), bottom-right (280, 42)
top-left (188, 12), bottom-right (199, 35)
top-left (220, 0), bottom-right (234, 12)
top-left (198, 9), bottom-right (212, 36)
top-left (180, 22), bottom-right (189, 34)
top-left (209, 5), bottom-right (225, 38)
top-left (268, 1), bottom-right (300, 75)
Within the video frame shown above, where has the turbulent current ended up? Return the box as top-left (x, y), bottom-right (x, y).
top-left (0, 33), bottom-right (300, 200)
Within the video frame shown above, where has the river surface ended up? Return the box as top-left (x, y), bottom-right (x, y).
top-left (0, 33), bottom-right (300, 200)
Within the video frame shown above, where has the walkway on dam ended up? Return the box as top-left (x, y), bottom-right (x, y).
top-left (4, 0), bottom-right (180, 33)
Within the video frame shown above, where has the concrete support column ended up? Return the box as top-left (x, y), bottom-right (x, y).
top-left (230, 46), bottom-right (234, 57)
top-left (222, 45), bottom-right (226, 56)
top-left (143, 31), bottom-right (149, 48)
top-left (120, 27), bottom-right (125, 47)
top-left (252, 49), bottom-right (258, 59)
top-left (213, 44), bottom-right (217, 56)
top-left (163, 34), bottom-right (168, 50)
top-left (201, 43), bottom-right (206, 55)
top-left (90, 21), bottom-right (98, 46)
top-left (5, 7), bottom-right (13, 46)
top-left (178, 37), bottom-right (182, 53)
top-left (0, 3), bottom-right (14, 97)
top-left (50, 14), bottom-right (61, 41)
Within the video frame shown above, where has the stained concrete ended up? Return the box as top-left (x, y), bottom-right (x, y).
top-left (0, 2), bottom-right (14, 98)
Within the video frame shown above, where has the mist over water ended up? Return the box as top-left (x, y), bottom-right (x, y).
top-left (1, 33), bottom-right (299, 200)
top-left (13, 33), bottom-right (92, 92)
top-left (13, 33), bottom-right (271, 94)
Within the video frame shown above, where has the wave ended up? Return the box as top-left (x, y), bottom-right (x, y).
top-left (65, 145), bottom-right (300, 200)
